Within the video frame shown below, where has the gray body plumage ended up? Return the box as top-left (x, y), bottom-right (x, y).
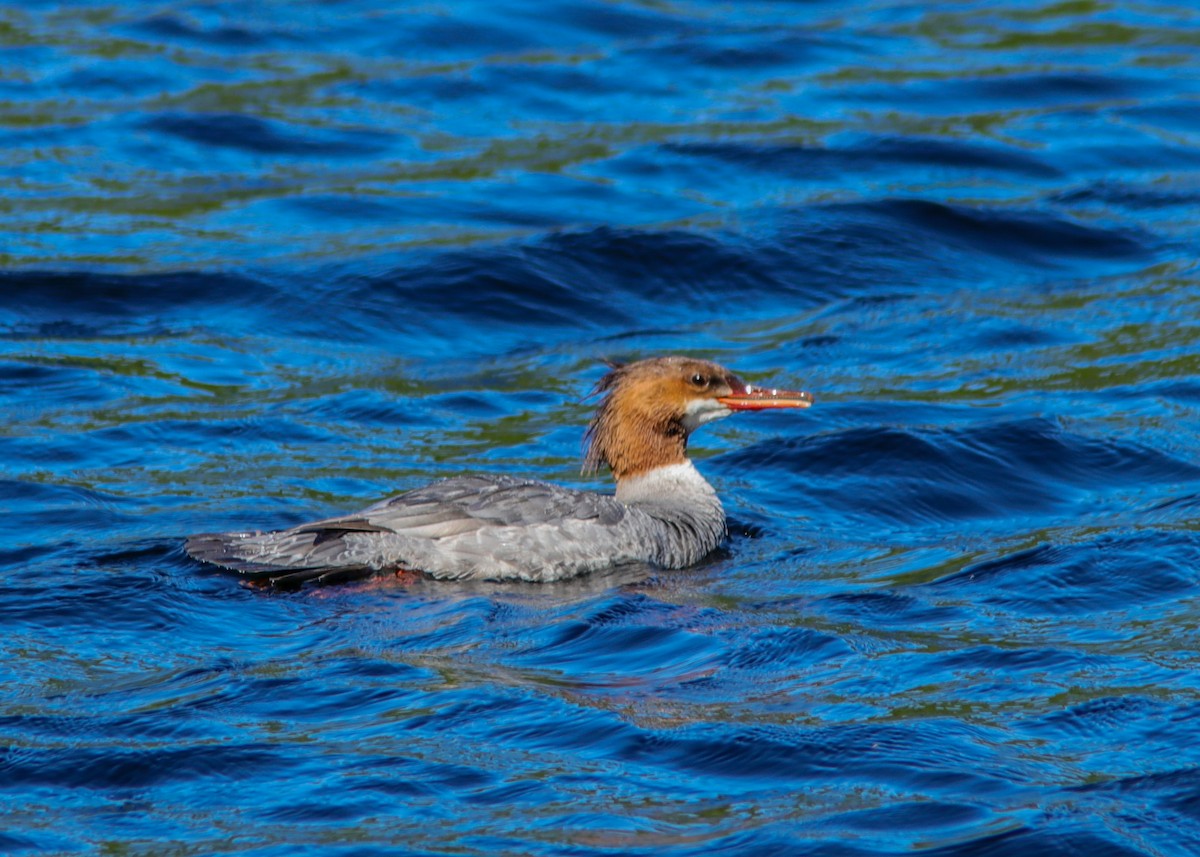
top-left (186, 462), bottom-right (726, 588)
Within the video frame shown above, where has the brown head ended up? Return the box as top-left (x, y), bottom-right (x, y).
top-left (583, 356), bottom-right (813, 482)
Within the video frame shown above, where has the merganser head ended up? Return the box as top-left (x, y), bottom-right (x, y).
top-left (583, 356), bottom-right (813, 481)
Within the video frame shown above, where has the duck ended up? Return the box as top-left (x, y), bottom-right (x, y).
top-left (185, 356), bottom-right (813, 588)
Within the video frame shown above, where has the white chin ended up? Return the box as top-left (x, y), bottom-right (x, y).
top-left (681, 399), bottom-right (733, 432)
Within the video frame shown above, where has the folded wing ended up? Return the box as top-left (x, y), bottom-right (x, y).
top-left (185, 475), bottom-right (635, 588)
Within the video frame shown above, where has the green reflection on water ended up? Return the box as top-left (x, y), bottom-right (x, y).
top-left (12, 0), bottom-right (1191, 267)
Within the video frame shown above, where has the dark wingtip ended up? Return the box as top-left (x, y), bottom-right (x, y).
top-left (185, 532), bottom-right (300, 579)
top-left (185, 531), bottom-right (377, 590)
top-left (184, 532), bottom-right (241, 569)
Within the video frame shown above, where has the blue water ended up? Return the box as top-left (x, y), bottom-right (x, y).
top-left (4, 1), bottom-right (1200, 854)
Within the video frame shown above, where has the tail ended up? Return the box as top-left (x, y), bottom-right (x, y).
top-left (185, 527), bottom-right (381, 590)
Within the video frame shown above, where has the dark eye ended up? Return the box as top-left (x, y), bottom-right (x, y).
top-left (690, 373), bottom-right (708, 387)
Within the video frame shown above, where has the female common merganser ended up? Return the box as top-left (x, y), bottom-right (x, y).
top-left (186, 356), bottom-right (813, 588)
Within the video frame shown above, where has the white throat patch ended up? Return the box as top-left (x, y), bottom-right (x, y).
top-left (681, 397), bottom-right (732, 432)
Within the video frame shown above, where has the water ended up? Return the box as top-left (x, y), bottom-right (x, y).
top-left (3, 1), bottom-right (1200, 854)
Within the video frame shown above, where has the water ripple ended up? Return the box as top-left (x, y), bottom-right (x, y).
top-left (4, 1), bottom-right (1200, 855)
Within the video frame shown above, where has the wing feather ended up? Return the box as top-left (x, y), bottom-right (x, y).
top-left (185, 474), bottom-right (634, 586)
